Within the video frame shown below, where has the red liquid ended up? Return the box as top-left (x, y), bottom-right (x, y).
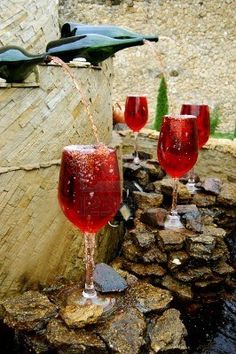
top-left (58, 144), bottom-right (121, 233)
top-left (157, 115), bottom-right (198, 178)
top-left (124, 95), bottom-right (148, 132)
top-left (180, 104), bottom-right (210, 148)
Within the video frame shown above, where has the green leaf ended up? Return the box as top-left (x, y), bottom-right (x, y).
top-left (210, 105), bottom-right (222, 135)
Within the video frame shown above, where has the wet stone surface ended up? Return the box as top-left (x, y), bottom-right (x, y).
top-left (0, 290), bottom-right (58, 332)
top-left (128, 282), bottom-right (173, 314)
top-left (98, 307), bottom-right (146, 354)
top-left (149, 308), bottom-right (188, 353)
top-left (46, 319), bottom-right (108, 353)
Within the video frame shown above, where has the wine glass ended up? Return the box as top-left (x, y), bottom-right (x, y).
top-left (157, 114), bottom-right (198, 229)
top-left (58, 143), bottom-right (121, 311)
top-left (180, 104), bottom-right (210, 193)
top-left (124, 95), bottom-right (148, 164)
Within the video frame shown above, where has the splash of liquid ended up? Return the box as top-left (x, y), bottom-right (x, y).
top-left (47, 55), bottom-right (99, 144)
top-left (144, 39), bottom-right (166, 76)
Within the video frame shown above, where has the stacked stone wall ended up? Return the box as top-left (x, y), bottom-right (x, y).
top-left (59, 0), bottom-right (236, 133)
top-left (0, 0), bottom-right (60, 53)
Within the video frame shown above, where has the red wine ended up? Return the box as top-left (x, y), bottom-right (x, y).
top-left (124, 95), bottom-right (148, 132)
top-left (157, 115), bottom-right (198, 178)
top-left (180, 104), bottom-right (210, 148)
top-left (58, 144), bottom-right (121, 233)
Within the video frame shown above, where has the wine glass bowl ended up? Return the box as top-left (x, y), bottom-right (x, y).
top-left (180, 104), bottom-right (210, 148)
top-left (124, 95), bottom-right (148, 164)
top-left (58, 143), bottom-right (121, 309)
top-left (157, 114), bottom-right (198, 229)
top-left (180, 104), bottom-right (210, 193)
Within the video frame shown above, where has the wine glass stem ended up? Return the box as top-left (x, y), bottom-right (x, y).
top-left (134, 131), bottom-right (139, 163)
top-left (188, 168), bottom-right (195, 184)
top-left (171, 178), bottom-right (179, 215)
top-left (83, 232), bottom-right (97, 299)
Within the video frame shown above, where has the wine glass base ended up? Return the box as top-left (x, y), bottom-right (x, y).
top-left (67, 289), bottom-right (116, 314)
top-left (164, 214), bottom-right (185, 230)
top-left (186, 182), bottom-right (200, 194)
top-left (133, 156), bottom-right (140, 164)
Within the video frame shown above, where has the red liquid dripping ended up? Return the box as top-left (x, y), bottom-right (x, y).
top-left (157, 115), bottom-right (198, 178)
top-left (124, 95), bottom-right (148, 132)
top-left (58, 144), bottom-right (121, 233)
top-left (180, 104), bottom-right (210, 148)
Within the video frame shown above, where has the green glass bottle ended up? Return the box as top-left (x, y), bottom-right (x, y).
top-left (61, 23), bottom-right (158, 42)
top-left (46, 34), bottom-right (144, 65)
top-left (0, 46), bottom-right (47, 83)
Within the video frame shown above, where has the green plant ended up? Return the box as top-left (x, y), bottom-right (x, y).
top-left (210, 105), bottom-right (234, 140)
top-left (153, 75), bottom-right (169, 131)
top-left (210, 105), bottom-right (222, 135)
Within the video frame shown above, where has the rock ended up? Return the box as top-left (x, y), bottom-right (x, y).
top-left (192, 193), bottom-right (216, 207)
top-left (139, 160), bottom-right (165, 181)
top-left (217, 182), bottom-right (236, 206)
top-left (186, 234), bottom-right (216, 261)
top-left (94, 263), bottom-right (128, 293)
top-left (60, 303), bottom-right (103, 329)
top-left (98, 307), bottom-right (146, 354)
top-left (157, 229), bottom-right (186, 251)
top-left (47, 319), bottom-right (107, 353)
top-left (167, 251), bottom-right (189, 271)
top-left (0, 291), bottom-right (57, 332)
top-left (20, 333), bottom-right (51, 354)
top-left (140, 208), bottom-right (168, 228)
top-left (123, 261), bottom-right (166, 278)
top-left (111, 259), bottom-right (139, 286)
top-left (138, 150), bottom-right (153, 160)
top-left (162, 275), bottom-right (193, 301)
top-left (202, 225), bottom-right (226, 239)
top-left (122, 239), bottom-right (141, 262)
top-left (194, 277), bottom-right (224, 289)
top-left (212, 260), bottom-right (235, 276)
top-left (211, 238), bottom-right (230, 261)
top-left (123, 162), bottom-right (142, 177)
top-left (122, 239), bottom-right (167, 264)
top-left (126, 228), bottom-right (156, 249)
top-left (133, 191), bottom-right (163, 209)
top-left (129, 282), bottom-right (173, 314)
top-left (142, 246), bottom-right (168, 264)
top-left (176, 204), bottom-right (199, 214)
top-left (174, 266), bottom-right (212, 283)
top-left (144, 182), bottom-right (156, 192)
top-left (182, 210), bottom-right (203, 233)
top-left (135, 169), bottom-right (150, 187)
top-left (149, 308), bottom-right (187, 353)
top-left (201, 177), bottom-right (222, 195)
top-left (159, 178), bottom-right (191, 201)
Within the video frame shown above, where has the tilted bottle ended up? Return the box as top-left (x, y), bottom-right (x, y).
top-left (0, 46), bottom-right (47, 83)
top-left (61, 23), bottom-right (158, 42)
top-left (46, 34), bottom-right (144, 65)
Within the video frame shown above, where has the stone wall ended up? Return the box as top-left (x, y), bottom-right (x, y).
top-left (59, 0), bottom-right (236, 133)
top-left (0, 0), bottom-right (60, 53)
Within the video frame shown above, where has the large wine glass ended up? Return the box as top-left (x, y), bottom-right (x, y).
top-left (124, 95), bottom-right (148, 164)
top-left (180, 104), bottom-right (210, 193)
top-left (157, 114), bottom-right (198, 229)
top-left (58, 143), bottom-right (121, 311)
